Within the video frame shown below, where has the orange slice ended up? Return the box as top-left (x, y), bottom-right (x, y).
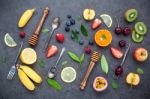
top-left (94, 29), bottom-right (112, 47)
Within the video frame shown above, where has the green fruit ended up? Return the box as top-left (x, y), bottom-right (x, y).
top-left (135, 22), bottom-right (147, 35)
top-left (132, 30), bottom-right (144, 43)
top-left (125, 9), bottom-right (138, 22)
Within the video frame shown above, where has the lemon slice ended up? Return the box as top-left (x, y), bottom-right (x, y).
top-left (20, 48), bottom-right (37, 65)
top-left (61, 67), bottom-right (76, 83)
top-left (100, 14), bottom-right (112, 28)
top-left (4, 33), bottom-right (17, 47)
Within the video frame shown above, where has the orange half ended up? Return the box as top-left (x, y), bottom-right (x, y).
top-left (94, 29), bottom-right (112, 47)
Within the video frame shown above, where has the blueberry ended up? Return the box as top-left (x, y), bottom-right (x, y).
top-left (89, 40), bottom-right (94, 45)
top-left (65, 27), bottom-right (70, 32)
top-left (65, 21), bottom-right (71, 27)
top-left (70, 18), bottom-right (75, 25)
top-left (67, 15), bottom-right (72, 19)
top-left (79, 40), bottom-right (84, 45)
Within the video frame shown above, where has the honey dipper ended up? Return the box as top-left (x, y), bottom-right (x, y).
top-left (28, 7), bottom-right (49, 46)
top-left (80, 51), bottom-right (100, 90)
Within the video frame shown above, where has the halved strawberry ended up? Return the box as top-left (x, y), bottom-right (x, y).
top-left (56, 33), bottom-right (65, 43)
top-left (91, 18), bottom-right (102, 30)
top-left (46, 45), bottom-right (58, 58)
top-left (110, 47), bottom-right (123, 59)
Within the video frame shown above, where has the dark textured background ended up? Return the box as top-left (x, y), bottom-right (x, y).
top-left (0, 0), bottom-right (150, 99)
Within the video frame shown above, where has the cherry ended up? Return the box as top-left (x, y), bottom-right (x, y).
top-left (114, 16), bottom-right (123, 35)
top-left (115, 66), bottom-right (123, 76)
top-left (123, 27), bottom-right (131, 36)
top-left (119, 40), bottom-right (126, 47)
top-left (19, 31), bottom-right (26, 38)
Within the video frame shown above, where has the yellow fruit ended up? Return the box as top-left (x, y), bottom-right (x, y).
top-left (18, 8), bottom-right (36, 28)
top-left (17, 68), bottom-right (35, 91)
top-left (83, 9), bottom-right (96, 21)
top-left (100, 14), bottom-right (112, 28)
top-left (126, 72), bottom-right (140, 86)
top-left (20, 65), bottom-right (42, 84)
top-left (20, 48), bottom-right (37, 65)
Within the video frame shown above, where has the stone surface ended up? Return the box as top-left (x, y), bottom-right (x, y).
top-left (0, 0), bottom-right (150, 99)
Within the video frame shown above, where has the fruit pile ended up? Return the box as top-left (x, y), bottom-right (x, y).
top-left (4, 6), bottom-right (149, 94)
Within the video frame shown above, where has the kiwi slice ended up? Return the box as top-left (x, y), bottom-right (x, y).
top-left (135, 22), bottom-right (147, 35)
top-left (132, 30), bottom-right (144, 43)
top-left (125, 9), bottom-right (138, 22)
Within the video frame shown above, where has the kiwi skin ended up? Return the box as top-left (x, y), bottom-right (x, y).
top-left (132, 30), bottom-right (144, 43)
top-left (125, 9), bottom-right (138, 23)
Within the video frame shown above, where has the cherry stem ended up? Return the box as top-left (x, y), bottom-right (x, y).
top-left (115, 16), bottom-right (120, 27)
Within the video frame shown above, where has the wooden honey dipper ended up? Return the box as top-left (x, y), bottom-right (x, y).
top-left (80, 51), bottom-right (100, 90)
top-left (28, 7), bottom-right (49, 46)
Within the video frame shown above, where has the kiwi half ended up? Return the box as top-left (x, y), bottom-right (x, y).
top-left (125, 9), bottom-right (138, 22)
top-left (132, 30), bottom-right (144, 43)
top-left (135, 22), bottom-right (147, 35)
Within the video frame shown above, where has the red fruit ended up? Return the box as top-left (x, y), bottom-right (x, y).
top-left (133, 48), bottom-right (148, 62)
top-left (56, 33), bottom-right (65, 43)
top-left (110, 47), bottom-right (123, 59)
top-left (46, 45), bottom-right (58, 58)
top-left (91, 18), bottom-right (102, 30)
top-left (84, 46), bottom-right (92, 54)
top-left (19, 31), bottom-right (26, 38)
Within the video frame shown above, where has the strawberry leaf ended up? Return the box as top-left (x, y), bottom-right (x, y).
top-left (47, 78), bottom-right (62, 90)
top-left (80, 24), bottom-right (88, 37)
top-left (100, 54), bottom-right (109, 74)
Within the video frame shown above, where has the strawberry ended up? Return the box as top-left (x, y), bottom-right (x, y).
top-left (56, 33), bottom-right (65, 43)
top-left (46, 45), bottom-right (58, 58)
top-left (91, 18), bottom-right (102, 30)
top-left (110, 47), bottom-right (123, 59)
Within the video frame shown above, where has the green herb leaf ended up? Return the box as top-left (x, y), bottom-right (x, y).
top-left (37, 59), bottom-right (45, 68)
top-left (80, 54), bottom-right (84, 64)
top-left (42, 28), bottom-right (49, 34)
top-left (76, 16), bottom-right (81, 21)
top-left (71, 30), bottom-right (79, 42)
top-left (61, 60), bottom-right (68, 66)
top-left (47, 78), bottom-right (62, 90)
top-left (100, 54), bottom-right (109, 74)
top-left (80, 24), bottom-right (88, 37)
top-left (68, 51), bottom-right (80, 63)
top-left (137, 68), bottom-right (144, 75)
top-left (111, 81), bottom-right (118, 89)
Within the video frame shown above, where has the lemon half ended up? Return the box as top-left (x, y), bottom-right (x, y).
top-left (4, 33), bottom-right (17, 47)
top-left (100, 14), bottom-right (112, 28)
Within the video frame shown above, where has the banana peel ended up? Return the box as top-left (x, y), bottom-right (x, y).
top-left (17, 65), bottom-right (42, 91)
top-left (18, 8), bottom-right (36, 28)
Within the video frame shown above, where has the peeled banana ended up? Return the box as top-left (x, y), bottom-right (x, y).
top-left (17, 65), bottom-right (42, 91)
top-left (18, 8), bottom-right (36, 28)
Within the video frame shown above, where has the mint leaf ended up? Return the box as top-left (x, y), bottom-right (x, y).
top-left (42, 28), bottom-right (49, 34)
top-left (47, 78), bottom-right (62, 90)
top-left (80, 24), bottom-right (88, 37)
top-left (68, 51), bottom-right (80, 63)
top-left (137, 68), bottom-right (144, 75)
top-left (100, 54), bottom-right (109, 74)
top-left (71, 30), bottom-right (79, 42)
top-left (80, 54), bottom-right (84, 65)
top-left (111, 81), bottom-right (118, 89)
top-left (37, 59), bottom-right (45, 68)
top-left (61, 60), bottom-right (68, 66)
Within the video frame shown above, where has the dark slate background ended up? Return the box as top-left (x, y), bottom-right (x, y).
top-left (0, 0), bottom-right (150, 99)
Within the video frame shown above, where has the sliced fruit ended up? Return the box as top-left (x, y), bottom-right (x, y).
top-left (132, 30), bottom-right (144, 43)
top-left (17, 68), bottom-right (35, 91)
top-left (133, 47), bottom-right (148, 62)
top-left (100, 14), bottom-right (112, 28)
top-left (110, 47), bottom-right (123, 59)
top-left (4, 33), bottom-right (17, 47)
top-left (46, 45), bottom-right (58, 58)
top-left (61, 67), bottom-right (76, 83)
top-left (91, 18), bottom-right (102, 30)
top-left (19, 65), bottom-right (42, 84)
top-left (126, 72), bottom-right (140, 86)
top-left (94, 29), bottom-right (112, 47)
top-left (20, 48), bottom-right (37, 65)
top-left (93, 76), bottom-right (108, 92)
top-left (125, 9), bottom-right (138, 22)
top-left (135, 22), bottom-right (147, 35)
top-left (83, 9), bottom-right (96, 21)
top-left (18, 8), bottom-right (36, 28)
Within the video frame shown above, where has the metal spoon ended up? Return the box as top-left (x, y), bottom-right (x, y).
top-left (48, 47), bottom-right (66, 79)
top-left (43, 17), bottom-right (60, 52)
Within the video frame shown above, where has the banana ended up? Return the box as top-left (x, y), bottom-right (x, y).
top-left (18, 8), bottom-right (36, 28)
top-left (20, 65), bottom-right (42, 84)
top-left (83, 9), bottom-right (96, 21)
top-left (17, 68), bottom-right (35, 91)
